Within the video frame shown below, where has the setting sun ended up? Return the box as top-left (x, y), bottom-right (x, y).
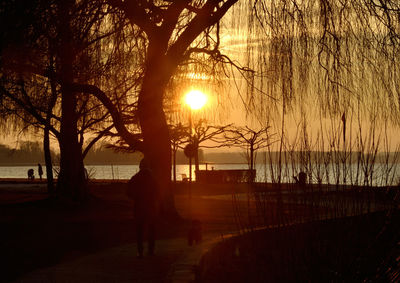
top-left (184, 90), bottom-right (207, 110)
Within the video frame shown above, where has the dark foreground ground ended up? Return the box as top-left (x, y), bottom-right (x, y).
top-left (0, 180), bottom-right (399, 282)
top-left (0, 180), bottom-right (242, 283)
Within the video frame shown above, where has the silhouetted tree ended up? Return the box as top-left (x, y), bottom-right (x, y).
top-left (191, 119), bottom-right (232, 172)
top-left (0, 73), bottom-right (59, 192)
top-left (0, 0), bottom-right (133, 201)
top-left (225, 125), bottom-right (275, 173)
top-left (72, 0), bottom-right (239, 216)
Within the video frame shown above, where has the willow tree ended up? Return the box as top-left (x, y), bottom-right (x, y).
top-left (233, 0), bottom-right (400, 135)
top-left (0, 0), bottom-right (135, 201)
top-left (76, 0), bottom-right (239, 214)
top-left (120, 0), bottom-right (238, 205)
top-left (202, 1), bottom-right (400, 191)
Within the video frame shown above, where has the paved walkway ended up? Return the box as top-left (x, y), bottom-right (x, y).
top-left (11, 233), bottom-right (225, 283)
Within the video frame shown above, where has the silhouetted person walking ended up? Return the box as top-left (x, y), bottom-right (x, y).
top-left (38, 163), bottom-right (43, 180)
top-left (127, 158), bottom-right (159, 258)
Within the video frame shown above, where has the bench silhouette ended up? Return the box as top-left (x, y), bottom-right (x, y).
top-left (195, 169), bottom-right (256, 183)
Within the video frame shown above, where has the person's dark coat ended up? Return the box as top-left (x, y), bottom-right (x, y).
top-left (127, 168), bottom-right (159, 222)
top-left (128, 166), bottom-right (159, 257)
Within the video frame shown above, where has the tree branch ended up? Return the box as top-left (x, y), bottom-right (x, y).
top-left (69, 82), bottom-right (144, 152)
top-left (167, 0), bottom-right (238, 65)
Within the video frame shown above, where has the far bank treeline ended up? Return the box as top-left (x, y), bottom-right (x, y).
top-left (1, 141), bottom-right (397, 166)
top-left (0, 142), bottom-right (143, 165)
top-left (0, 141), bottom-right (247, 165)
top-left (0, 144), bottom-right (247, 166)
top-left (0, 142), bottom-right (134, 165)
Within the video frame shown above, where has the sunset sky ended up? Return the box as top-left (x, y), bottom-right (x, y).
top-left (2, 0), bottom-right (400, 154)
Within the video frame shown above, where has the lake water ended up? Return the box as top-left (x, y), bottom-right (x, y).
top-left (1, 162), bottom-right (399, 186)
top-left (0, 164), bottom-right (249, 181)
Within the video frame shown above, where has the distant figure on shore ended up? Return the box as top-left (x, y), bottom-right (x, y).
top-left (188, 219), bottom-right (202, 246)
top-left (127, 158), bottom-right (159, 258)
top-left (38, 163), bottom-right (43, 180)
top-left (294, 171), bottom-right (307, 187)
top-left (27, 169), bottom-right (34, 180)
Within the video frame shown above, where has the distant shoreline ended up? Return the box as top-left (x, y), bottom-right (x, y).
top-left (0, 163), bottom-right (141, 168)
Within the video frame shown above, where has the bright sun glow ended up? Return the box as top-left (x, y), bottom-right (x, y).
top-left (184, 90), bottom-right (207, 110)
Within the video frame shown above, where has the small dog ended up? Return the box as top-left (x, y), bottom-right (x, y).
top-left (188, 219), bottom-right (202, 246)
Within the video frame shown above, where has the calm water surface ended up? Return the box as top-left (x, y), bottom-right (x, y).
top-left (0, 162), bottom-right (398, 186)
top-left (0, 164), bottom-right (249, 181)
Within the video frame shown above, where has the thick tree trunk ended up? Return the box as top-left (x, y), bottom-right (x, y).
top-left (138, 56), bottom-right (178, 219)
top-left (139, 91), bottom-right (178, 218)
top-left (57, 84), bottom-right (87, 202)
top-left (43, 126), bottom-right (54, 195)
top-left (56, 0), bottom-right (87, 203)
top-left (57, 85), bottom-right (87, 202)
